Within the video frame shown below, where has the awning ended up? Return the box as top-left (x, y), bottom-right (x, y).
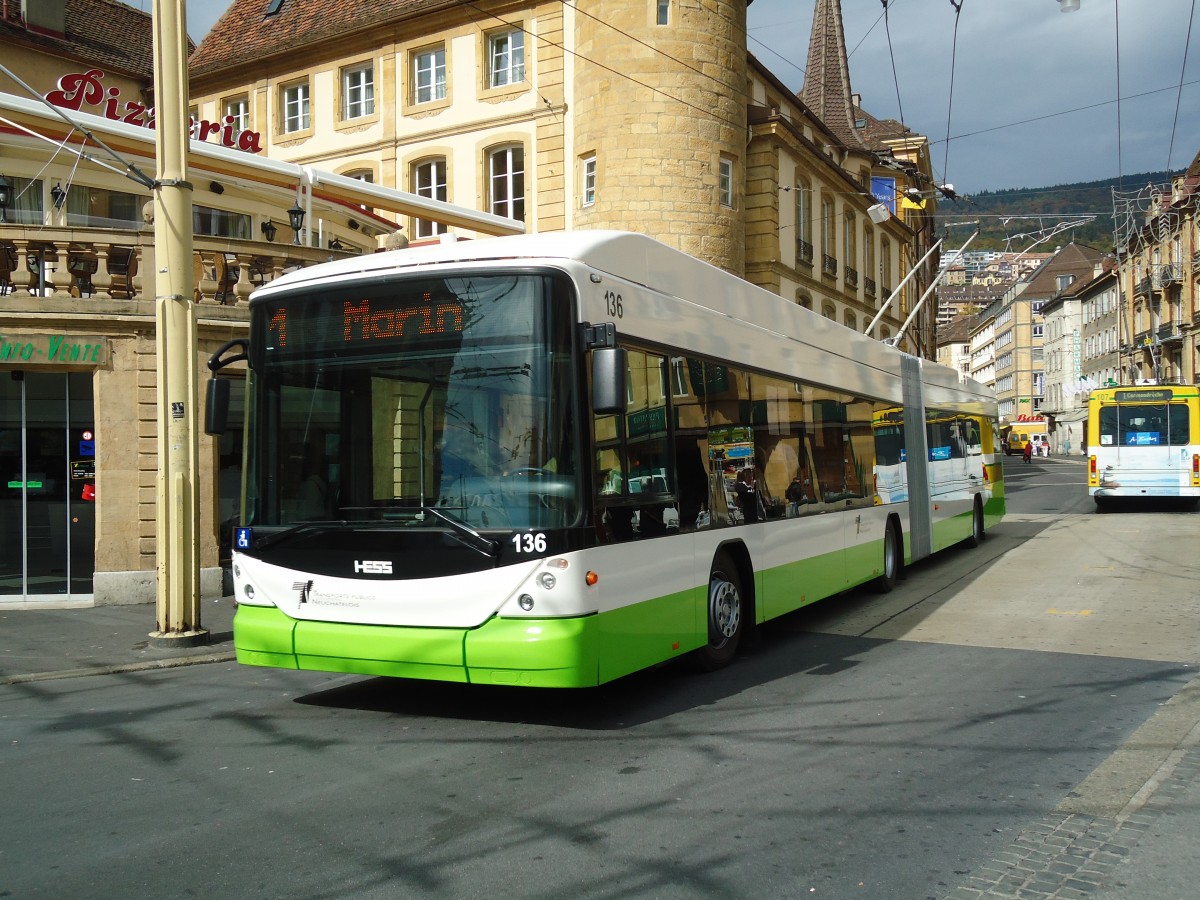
top-left (0, 91), bottom-right (524, 239)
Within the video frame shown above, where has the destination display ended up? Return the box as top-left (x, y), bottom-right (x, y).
top-left (257, 276), bottom-right (544, 360)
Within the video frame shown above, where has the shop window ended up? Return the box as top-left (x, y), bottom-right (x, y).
top-left (65, 185), bottom-right (142, 229)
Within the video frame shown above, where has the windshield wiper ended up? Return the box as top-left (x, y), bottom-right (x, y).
top-left (249, 520), bottom-right (350, 550)
top-left (419, 506), bottom-right (501, 558)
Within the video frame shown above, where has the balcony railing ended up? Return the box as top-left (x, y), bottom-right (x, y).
top-left (1152, 263), bottom-right (1181, 289)
top-left (0, 226), bottom-right (352, 306)
top-left (844, 266), bottom-right (858, 288)
top-left (797, 239), bottom-right (814, 266)
top-left (1133, 275), bottom-right (1152, 298)
top-left (1157, 323), bottom-right (1183, 344)
top-left (822, 254), bottom-right (838, 278)
top-left (864, 276), bottom-right (876, 297)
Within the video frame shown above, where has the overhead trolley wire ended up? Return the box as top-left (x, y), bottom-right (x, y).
top-left (1166, 0), bottom-right (1197, 172)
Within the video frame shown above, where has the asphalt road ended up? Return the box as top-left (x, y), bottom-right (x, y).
top-left (3, 455), bottom-right (1198, 899)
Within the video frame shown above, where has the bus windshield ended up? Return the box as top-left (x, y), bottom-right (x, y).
top-left (1097, 402), bottom-right (1190, 447)
top-left (244, 272), bottom-right (579, 533)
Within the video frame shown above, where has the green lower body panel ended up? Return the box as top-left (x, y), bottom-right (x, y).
top-left (234, 597), bottom-right (700, 689)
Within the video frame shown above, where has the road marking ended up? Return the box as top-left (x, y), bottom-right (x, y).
top-left (1047, 607), bottom-right (1093, 616)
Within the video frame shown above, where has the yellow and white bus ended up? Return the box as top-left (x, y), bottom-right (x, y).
top-left (1086, 384), bottom-right (1200, 508)
top-left (206, 231), bottom-right (1005, 687)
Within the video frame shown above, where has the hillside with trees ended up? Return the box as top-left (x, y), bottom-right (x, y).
top-left (934, 170), bottom-right (1179, 252)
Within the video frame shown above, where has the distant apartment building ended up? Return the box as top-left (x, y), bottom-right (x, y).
top-left (971, 244), bottom-right (1105, 423)
top-left (1115, 155), bottom-right (1200, 385)
top-left (1040, 263), bottom-right (1112, 453)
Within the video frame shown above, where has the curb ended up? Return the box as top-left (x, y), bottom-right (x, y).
top-left (1, 651), bottom-right (237, 685)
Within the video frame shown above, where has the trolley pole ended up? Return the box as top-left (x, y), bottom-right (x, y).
top-left (149, 0), bottom-right (207, 647)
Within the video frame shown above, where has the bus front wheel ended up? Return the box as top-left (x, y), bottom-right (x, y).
top-left (695, 553), bottom-right (744, 671)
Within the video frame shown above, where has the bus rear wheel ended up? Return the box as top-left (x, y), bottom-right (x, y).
top-left (965, 498), bottom-right (985, 547)
top-left (873, 520), bottom-right (900, 593)
top-left (694, 553), bottom-right (744, 671)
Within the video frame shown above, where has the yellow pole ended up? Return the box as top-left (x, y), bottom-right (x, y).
top-left (149, 0), bottom-right (206, 646)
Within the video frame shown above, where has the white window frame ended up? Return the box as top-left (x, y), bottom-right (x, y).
top-left (413, 159), bottom-right (448, 239)
top-left (489, 29), bottom-right (525, 88)
top-left (718, 156), bottom-right (733, 208)
top-left (414, 47), bottom-right (446, 104)
top-left (489, 145), bottom-right (525, 221)
top-left (224, 96), bottom-right (249, 133)
top-left (342, 64), bottom-right (375, 120)
top-left (582, 156), bottom-right (596, 207)
top-left (282, 82), bottom-right (309, 133)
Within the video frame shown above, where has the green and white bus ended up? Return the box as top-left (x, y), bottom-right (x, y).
top-left (206, 231), bottom-right (1005, 687)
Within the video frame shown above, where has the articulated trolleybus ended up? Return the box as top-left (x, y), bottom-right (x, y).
top-left (1086, 383), bottom-right (1200, 508)
top-left (206, 231), bottom-right (1004, 687)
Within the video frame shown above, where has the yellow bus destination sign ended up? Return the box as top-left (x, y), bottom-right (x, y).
top-left (0, 334), bottom-right (109, 367)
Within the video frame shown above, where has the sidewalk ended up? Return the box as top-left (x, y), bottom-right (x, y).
top-left (0, 596), bottom-right (237, 684)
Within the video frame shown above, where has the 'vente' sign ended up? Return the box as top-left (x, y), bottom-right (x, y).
top-left (46, 69), bottom-right (263, 154)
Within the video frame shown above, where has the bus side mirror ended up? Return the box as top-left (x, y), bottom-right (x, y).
top-left (205, 378), bottom-right (231, 436)
top-left (592, 347), bottom-right (627, 415)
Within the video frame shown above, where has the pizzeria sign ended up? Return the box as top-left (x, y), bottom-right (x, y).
top-left (46, 69), bottom-right (263, 154)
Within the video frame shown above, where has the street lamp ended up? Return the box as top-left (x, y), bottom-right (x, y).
top-left (287, 200), bottom-right (305, 245)
top-left (260, 220), bottom-right (277, 242)
top-left (51, 182), bottom-right (67, 210)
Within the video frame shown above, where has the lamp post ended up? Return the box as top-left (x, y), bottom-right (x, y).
top-left (287, 200), bottom-right (305, 245)
top-left (149, 0), bottom-right (206, 647)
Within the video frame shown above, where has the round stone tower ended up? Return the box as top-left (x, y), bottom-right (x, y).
top-left (571, 0), bottom-right (748, 275)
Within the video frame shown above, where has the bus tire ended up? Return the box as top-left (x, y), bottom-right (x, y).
top-left (965, 497), bottom-right (985, 547)
top-left (694, 553), bottom-right (744, 671)
top-left (872, 519), bottom-right (901, 593)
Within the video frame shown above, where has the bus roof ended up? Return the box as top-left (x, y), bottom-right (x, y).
top-left (250, 230), bottom-right (996, 405)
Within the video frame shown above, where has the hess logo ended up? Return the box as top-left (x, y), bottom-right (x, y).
top-left (354, 559), bottom-right (393, 574)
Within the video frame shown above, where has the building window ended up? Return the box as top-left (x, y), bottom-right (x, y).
top-left (193, 205), bottom-right (251, 239)
top-left (342, 64), bottom-right (374, 119)
top-left (413, 159), bottom-right (448, 239)
top-left (796, 179), bottom-right (812, 243)
top-left (488, 29), bottom-right (525, 88)
top-left (718, 156), bottom-right (733, 208)
top-left (843, 211), bottom-right (857, 267)
top-left (657, 0), bottom-right (670, 25)
top-left (282, 81), bottom-right (309, 133)
top-left (414, 47), bottom-right (446, 103)
top-left (582, 156), bottom-right (596, 207)
top-left (224, 95), bottom-right (249, 133)
top-left (63, 184), bottom-right (139, 229)
top-left (489, 145), bottom-right (525, 221)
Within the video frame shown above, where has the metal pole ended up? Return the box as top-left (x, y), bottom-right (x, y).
top-left (149, 0), bottom-right (206, 646)
top-left (893, 229), bottom-right (981, 347)
top-left (864, 237), bottom-right (943, 337)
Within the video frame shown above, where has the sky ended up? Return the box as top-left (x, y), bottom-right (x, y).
top-left (172, 0), bottom-right (1198, 198)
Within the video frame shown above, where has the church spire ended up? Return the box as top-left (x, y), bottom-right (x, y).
top-left (801, 0), bottom-right (863, 147)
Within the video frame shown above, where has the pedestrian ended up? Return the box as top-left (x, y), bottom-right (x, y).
top-left (1023, 440), bottom-right (1032, 464)
top-left (786, 474), bottom-right (806, 517)
top-left (735, 469), bottom-right (760, 523)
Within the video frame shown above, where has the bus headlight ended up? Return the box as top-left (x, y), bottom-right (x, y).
top-left (518, 594), bottom-right (535, 611)
top-left (244, 584), bottom-right (255, 601)
top-left (538, 572), bottom-right (557, 590)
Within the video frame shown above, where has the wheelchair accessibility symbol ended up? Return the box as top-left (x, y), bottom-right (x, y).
top-left (235, 527), bottom-right (252, 550)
